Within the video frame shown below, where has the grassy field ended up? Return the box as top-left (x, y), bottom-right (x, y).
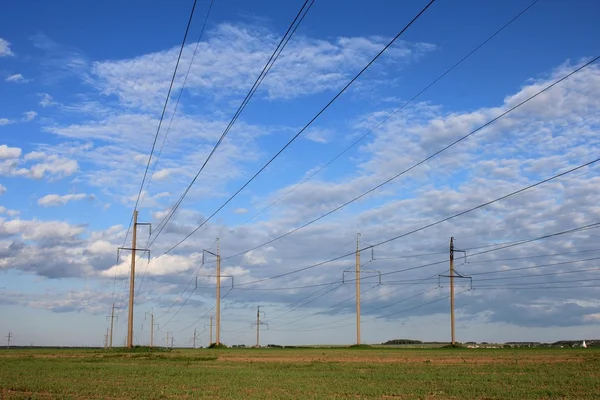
top-left (1, 347), bottom-right (599, 399)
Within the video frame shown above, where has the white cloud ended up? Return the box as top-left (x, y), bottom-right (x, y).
top-left (23, 151), bottom-right (46, 161)
top-left (243, 250), bottom-right (266, 266)
top-left (45, 115), bottom-right (267, 202)
top-left (0, 38), bottom-right (13, 57)
top-left (28, 155), bottom-right (79, 179)
top-left (0, 145), bottom-right (22, 159)
top-left (0, 118), bottom-right (15, 126)
top-left (0, 206), bottom-right (20, 216)
top-left (90, 23), bottom-right (436, 110)
top-left (0, 150), bottom-right (78, 180)
top-left (22, 111), bottom-right (37, 122)
top-left (5, 74), bottom-right (30, 83)
top-left (0, 219), bottom-right (85, 242)
top-left (101, 253), bottom-right (199, 278)
top-left (39, 93), bottom-right (56, 108)
top-left (38, 193), bottom-right (89, 207)
top-left (2, 20), bottom-right (599, 346)
top-left (153, 168), bottom-right (179, 181)
top-left (304, 127), bottom-right (335, 144)
top-left (583, 313), bottom-right (600, 322)
top-left (87, 240), bottom-right (114, 255)
top-left (30, 34), bottom-right (89, 82)
top-left (0, 184), bottom-right (5, 195)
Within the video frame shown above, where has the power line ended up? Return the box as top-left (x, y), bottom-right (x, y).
top-left (139, 0), bottom-right (316, 312)
top-left (268, 269), bottom-right (443, 330)
top-left (226, 247), bottom-right (600, 291)
top-left (233, 156), bottom-right (600, 287)
top-left (251, 221), bottom-right (600, 292)
top-left (475, 277), bottom-right (600, 288)
top-left (158, 0), bottom-right (438, 256)
top-left (153, 238), bottom-right (218, 321)
top-left (269, 287), bottom-right (452, 332)
top-left (382, 252), bottom-right (600, 285)
top-left (210, 0), bottom-right (541, 246)
top-left (376, 222), bottom-right (600, 280)
top-left (148, 0), bottom-right (316, 248)
top-left (199, 203), bottom-right (600, 269)
top-left (472, 266), bottom-right (600, 283)
top-left (475, 284), bottom-right (600, 290)
top-left (469, 256), bottom-right (600, 276)
top-left (171, 288), bottom-right (233, 334)
top-left (270, 282), bottom-right (342, 315)
top-left (123, 0), bottom-right (200, 246)
top-left (249, 253), bottom-right (600, 332)
top-left (112, 0), bottom-right (201, 313)
top-left (219, 56), bottom-right (600, 263)
top-left (262, 283), bottom-right (343, 322)
top-left (234, 281), bottom-right (339, 291)
top-left (159, 287), bottom-right (197, 329)
top-left (154, 219), bottom-right (355, 323)
top-left (261, 259), bottom-right (600, 332)
top-left (199, 166), bottom-right (599, 271)
top-left (135, 0), bottom-right (217, 302)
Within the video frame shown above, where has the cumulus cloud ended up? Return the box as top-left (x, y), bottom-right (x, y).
top-left (2, 18), bottom-right (599, 345)
top-left (38, 193), bottom-right (89, 207)
top-left (0, 38), bottom-right (13, 57)
top-left (0, 184), bottom-right (5, 195)
top-left (102, 253), bottom-right (201, 278)
top-left (0, 206), bottom-right (20, 216)
top-left (0, 145), bottom-right (21, 159)
top-left (0, 148), bottom-right (78, 180)
top-left (5, 74), bottom-right (30, 83)
top-left (0, 218), bottom-right (85, 242)
top-left (0, 118), bottom-right (15, 126)
top-left (28, 154), bottom-right (78, 179)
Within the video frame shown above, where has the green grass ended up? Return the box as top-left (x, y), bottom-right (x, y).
top-left (1, 347), bottom-right (599, 399)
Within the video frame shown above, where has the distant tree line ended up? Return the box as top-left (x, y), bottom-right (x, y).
top-left (381, 339), bottom-right (423, 345)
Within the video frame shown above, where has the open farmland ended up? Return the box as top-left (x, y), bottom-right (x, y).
top-left (1, 348), bottom-right (599, 399)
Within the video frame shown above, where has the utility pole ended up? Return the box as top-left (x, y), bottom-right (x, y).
top-left (356, 232), bottom-right (361, 346)
top-left (450, 237), bottom-right (455, 346)
top-left (6, 331), bottom-right (11, 349)
top-left (109, 303), bottom-right (115, 349)
top-left (203, 242), bottom-right (221, 345)
top-left (127, 210), bottom-right (138, 349)
top-left (216, 238), bottom-right (221, 345)
top-left (252, 306), bottom-right (267, 348)
top-left (445, 237), bottom-right (468, 346)
top-left (150, 312), bottom-right (154, 348)
top-left (104, 329), bottom-right (109, 350)
top-left (193, 328), bottom-right (197, 349)
top-left (256, 307), bottom-right (260, 348)
top-left (171, 337), bottom-right (174, 349)
top-left (145, 310), bottom-right (155, 348)
top-left (208, 316), bottom-right (213, 345)
top-left (166, 332), bottom-right (169, 349)
top-left (117, 211), bottom-right (151, 349)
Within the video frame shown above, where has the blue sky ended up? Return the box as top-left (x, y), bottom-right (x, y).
top-left (1, 0), bottom-right (600, 347)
